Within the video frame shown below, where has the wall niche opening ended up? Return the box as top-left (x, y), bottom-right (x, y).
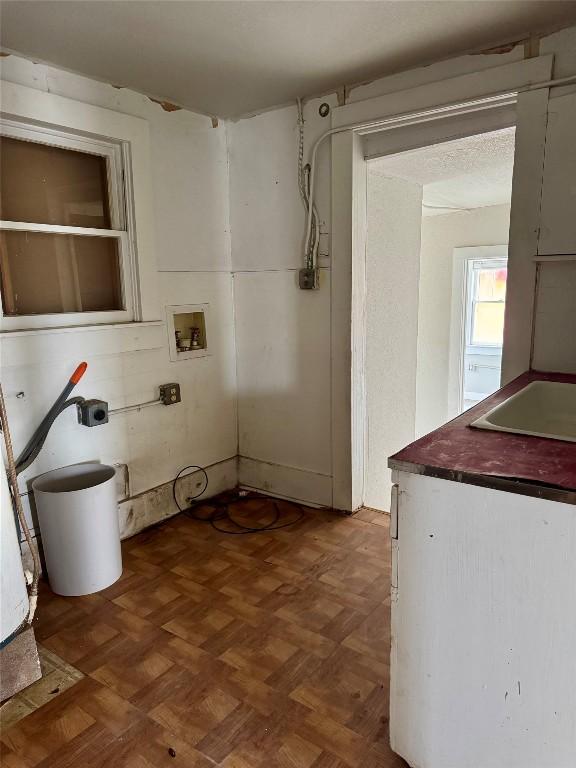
top-left (166, 304), bottom-right (211, 361)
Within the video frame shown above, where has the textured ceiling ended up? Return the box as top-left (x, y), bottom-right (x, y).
top-left (370, 127), bottom-right (516, 214)
top-left (1, 1), bottom-right (576, 117)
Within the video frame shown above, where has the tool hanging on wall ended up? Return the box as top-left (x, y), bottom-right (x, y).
top-left (15, 362), bottom-right (91, 475)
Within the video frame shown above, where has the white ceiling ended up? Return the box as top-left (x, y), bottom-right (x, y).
top-left (370, 127), bottom-right (516, 214)
top-left (1, 1), bottom-right (576, 117)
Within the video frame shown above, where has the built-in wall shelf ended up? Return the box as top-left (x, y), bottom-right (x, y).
top-left (166, 304), bottom-right (211, 361)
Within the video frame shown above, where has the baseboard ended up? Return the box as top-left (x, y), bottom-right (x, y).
top-left (238, 456), bottom-right (332, 507)
top-left (118, 456), bottom-right (238, 539)
top-left (20, 456), bottom-right (238, 573)
top-left (20, 455), bottom-right (333, 576)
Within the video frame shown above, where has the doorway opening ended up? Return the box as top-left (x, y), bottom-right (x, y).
top-left (364, 126), bottom-right (515, 511)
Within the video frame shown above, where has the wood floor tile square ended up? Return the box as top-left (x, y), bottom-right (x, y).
top-left (162, 603), bottom-right (236, 645)
top-left (7, 499), bottom-right (406, 768)
top-left (219, 632), bottom-right (298, 680)
top-left (91, 645), bottom-right (174, 699)
top-left (290, 666), bottom-right (376, 725)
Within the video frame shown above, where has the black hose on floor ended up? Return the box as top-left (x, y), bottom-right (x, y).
top-left (172, 465), bottom-right (305, 535)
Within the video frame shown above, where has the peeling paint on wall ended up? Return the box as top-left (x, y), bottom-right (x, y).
top-left (475, 41), bottom-right (521, 56)
top-left (211, 116), bottom-right (219, 128)
top-left (149, 96), bottom-right (182, 112)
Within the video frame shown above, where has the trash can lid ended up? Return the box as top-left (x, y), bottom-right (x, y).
top-left (32, 463), bottom-right (116, 494)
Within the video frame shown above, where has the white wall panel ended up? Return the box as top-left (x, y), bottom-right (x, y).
top-left (538, 92), bottom-right (576, 256)
top-left (365, 174), bottom-right (422, 511)
top-left (229, 97), bottom-right (335, 272)
top-left (234, 269), bottom-right (331, 478)
top-left (532, 260), bottom-right (576, 373)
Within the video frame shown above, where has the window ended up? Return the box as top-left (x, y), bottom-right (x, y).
top-left (0, 120), bottom-right (136, 329)
top-left (449, 247), bottom-right (508, 417)
top-left (467, 259), bottom-right (507, 347)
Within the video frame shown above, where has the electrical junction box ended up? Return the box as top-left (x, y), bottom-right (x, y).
top-left (159, 383), bottom-right (181, 405)
top-left (299, 267), bottom-right (320, 290)
top-left (77, 399), bottom-right (109, 427)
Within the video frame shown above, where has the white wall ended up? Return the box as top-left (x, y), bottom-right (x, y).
top-left (416, 204), bottom-right (511, 436)
top-left (365, 173), bottom-right (422, 511)
top-left (229, 26), bottom-right (576, 509)
top-left (229, 99), bottom-right (336, 504)
top-left (0, 55), bottom-right (238, 542)
top-left (532, 260), bottom-right (576, 373)
top-left (234, 271), bottom-right (332, 503)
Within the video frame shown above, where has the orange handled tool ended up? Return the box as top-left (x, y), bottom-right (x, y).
top-left (70, 361), bottom-right (88, 385)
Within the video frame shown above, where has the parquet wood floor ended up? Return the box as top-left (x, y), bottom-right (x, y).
top-left (1, 498), bottom-right (408, 768)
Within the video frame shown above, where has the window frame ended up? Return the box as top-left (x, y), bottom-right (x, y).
top-left (465, 257), bottom-right (508, 351)
top-left (0, 118), bottom-right (139, 330)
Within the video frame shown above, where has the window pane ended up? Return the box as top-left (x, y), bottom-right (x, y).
top-left (0, 230), bottom-right (122, 315)
top-left (0, 136), bottom-right (111, 228)
top-left (476, 266), bottom-right (507, 301)
top-left (472, 302), bottom-right (505, 345)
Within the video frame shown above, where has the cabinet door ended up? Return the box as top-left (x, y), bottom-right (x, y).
top-left (539, 92), bottom-right (576, 255)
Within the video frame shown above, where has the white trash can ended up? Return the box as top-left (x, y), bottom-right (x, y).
top-left (32, 463), bottom-right (122, 596)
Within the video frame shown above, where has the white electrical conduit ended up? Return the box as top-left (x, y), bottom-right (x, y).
top-left (109, 398), bottom-right (163, 416)
top-left (297, 98), bottom-right (321, 269)
top-left (302, 73), bottom-right (576, 270)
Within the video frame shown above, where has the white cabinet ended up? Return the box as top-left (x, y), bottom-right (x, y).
top-left (389, 471), bottom-right (576, 768)
top-left (538, 92), bottom-right (576, 255)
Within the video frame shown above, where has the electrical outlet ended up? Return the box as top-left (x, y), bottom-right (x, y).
top-left (299, 267), bottom-right (320, 290)
top-left (159, 383), bottom-right (181, 405)
top-left (77, 399), bottom-right (109, 426)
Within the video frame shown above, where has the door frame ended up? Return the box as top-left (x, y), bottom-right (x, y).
top-left (330, 56), bottom-right (553, 511)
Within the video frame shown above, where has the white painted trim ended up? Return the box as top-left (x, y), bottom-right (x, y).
top-left (0, 319), bottom-right (163, 338)
top-left (448, 246), bottom-right (508, 416)
top-left (238, 455), bottom-right (332, 508)
top-left (333, 57), bottom-right (553, 128)
top-left (0, 321), bottom-right (165, 367)
top-left (0, 222), bottom-right (124, 237)
top-left (501, 88), bottom-right (552, 383)
top-left (330, 56), bottom-right (554, 511)
top-left (363, 101), bottom-right (516, 160)
top-left (533, 254), bottom-right (576, 262)
top-left (330, 131), bottom-right (368, 511)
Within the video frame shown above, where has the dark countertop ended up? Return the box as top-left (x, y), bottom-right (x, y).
top-left (389, 370), bottom-right (576, 505)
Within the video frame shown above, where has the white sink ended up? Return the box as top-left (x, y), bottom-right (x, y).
top-left (470, 380), bottom-right (576, 442)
